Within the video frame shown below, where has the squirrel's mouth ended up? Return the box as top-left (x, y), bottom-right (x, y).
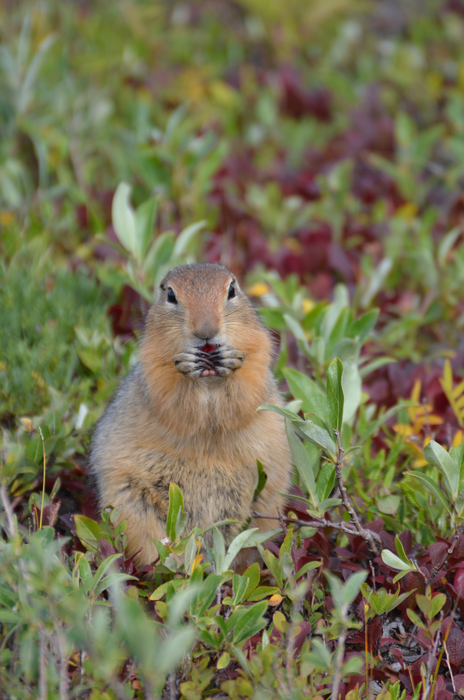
top-left (197, 344), bottom-right (221, 376)
top-left (198, 343), bottom-right (218, 354)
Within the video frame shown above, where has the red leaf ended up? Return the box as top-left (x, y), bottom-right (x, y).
top-left (454, 569), bottom-right (464, 598)
top-left (446, 627), bottom-right (464, 671)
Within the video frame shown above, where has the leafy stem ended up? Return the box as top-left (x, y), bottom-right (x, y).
top-left (333, 429), bottom-right (380, 556)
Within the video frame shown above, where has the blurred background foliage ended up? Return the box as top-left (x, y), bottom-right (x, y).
top-left (3, 0), bottom-right (464, 697)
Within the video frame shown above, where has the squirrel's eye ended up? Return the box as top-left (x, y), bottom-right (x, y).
top-left (167, 287), bottom-right (177, 304)
top-left (228, 282), bottom-right (236, 300)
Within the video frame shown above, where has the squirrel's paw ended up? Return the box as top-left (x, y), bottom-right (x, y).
top-left (171, 346), bottom-right (245, 379)
top-left (214, 348), bottom-right (245, 377)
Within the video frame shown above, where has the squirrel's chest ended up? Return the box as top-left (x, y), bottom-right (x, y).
top-left (137, 451), bottom-right (256, 526)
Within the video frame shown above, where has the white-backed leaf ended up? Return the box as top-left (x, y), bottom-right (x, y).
top-left (423, 440), bottom-right (459, 500)
top-left (112, 182), bottom-right (137, 256)
top-left (285, 419), bottom-right (317, 506)
top-left (407, 472), bottom-right (452, 515)
top-left (173, 220), bottom-right (206, 257)
top-left (135, 197), bottom-right (157, 261)
top-left (381, 549), bottom-right (415, 572)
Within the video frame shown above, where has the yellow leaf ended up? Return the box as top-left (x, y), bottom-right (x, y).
top-left (413, 458), bottom-right (428, 468)
top-left (191, 554), bottom-right (203, 572)
top-left (426, 415), bottom-right (444, 426)
top-left (414, 404), bottom-right (434, 417)
top-left (454, 395), bottom-right (464, 411)
top-left (405, 440), bottom-right (425, 457)
top-left (302, 299), bottom-right (315, 314)
top-left (408, 380), bottom-right (422, 422)
top-left (396, 202), bottom-right (418, 221)
top-left (0, 210), bottom-right (15, 226)
top-left (209, 80), bottom-right (240, 109)
top-left (452, 380), bottom-right (464, 400)
top-left (442, 359), bottom-right (453, 393)
top-left (427, 71), bottom-right (443, 98)
top-left (217, 652), bottom-right (230, 669)
top-left (453, 430), bottom-right (463, 447)
top-left (269, 594), bottom-right (284, 606)
top-left (393, 424), bottom-right (414, 437)
top-left (247, 282), bottom-right (270, 297)
top-left (19, 418), bottom-right (33, 432)
top-left (273, 610), bottom-right (287, 633)
top-left (423, 436), bottom-right (432, 447)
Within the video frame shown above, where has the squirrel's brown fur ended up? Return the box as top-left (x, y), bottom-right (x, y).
top-left (90, 263), bottom-right (291, 569)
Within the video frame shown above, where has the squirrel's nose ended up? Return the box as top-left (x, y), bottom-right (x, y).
top-left (190, 314), bottom-right (221, 341)
top-left (194, 332), bottom-right (217, 343)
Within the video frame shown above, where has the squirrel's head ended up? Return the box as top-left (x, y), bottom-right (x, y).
top-left (142, 263), bottom-right (272, 379)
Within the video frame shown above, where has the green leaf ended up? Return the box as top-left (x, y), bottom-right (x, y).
top-left (217, 652), bottom-right (230, 670)
top-left (173, 220), bottom-right (206, 257)
top-left (247, 586), bottom-right (280, 601)
top-left (78, 555), bottom-right (93, 591)
top-left (429, 593), bottom-right (446, 619)
top-left (394, 536), bottom-right (412, 566)
top-left (406, 608), bottom-right (427, 631)
top-left (223, 529), bottom-right (260, 571)
top-left (212, 526), bottom-right (226, 574)
top-left (94, 573), bottom-right (138, 598)
top-left (242, 563), bottom-right (260, 599)
top-left (166, 483), bottom-right (185, 542)
top-left (423, 440), bottom-right (459, 500)
top-left (326, 358), bottom-right (344, 434)
top-left (342, 571), bottom-right (368, 606)
top-left (256, 403), bottom-right (302, 422)
top-left (295, 561), bottom-right (321, 578)
top-left (285, 419), bottom-right (317, 506)
top-left (112, 182), bottom-right (137, 256)
top-left (90, 553), bottom-right (123, 595)
top-left (135, 197), bottom-right (157, 261)
top-left (143, 231), bottom-right (175, 285)
top-left (74, 514), bottom-right (103, 552)
top-left (359, 402), bottom-right (417, 443)
top-left (193, 574), bottom-right (225, 617)
top-left (381, 549), bottom-right (415, 572)
top-left (282, 368), bottom-right (327, 420)
top-left (231, 600), bottom-right (268, 644)
top-left (232, 574), bottom-right (249, 605)
top-left (315, 462), bottom-right (336, 503)
top-left (334, 339), bottom-right (361, 423)
top-left (348, 309), bottom-right (379, 344)
top-left (0, 610), bottom-right (21, 624)
top-left (297, 421), bottom-right (337, 459)
top-left (240, 528), bottom-right (282, 548)
top-left (253, 461), bottom-right (267, 503)
top-left (407, 472), bottom-right (452, 515)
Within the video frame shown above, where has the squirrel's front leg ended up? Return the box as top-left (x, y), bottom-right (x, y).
top-left (171, 345), bottom-right (245, 379)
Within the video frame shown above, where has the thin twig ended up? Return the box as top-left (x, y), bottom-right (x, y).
top-left (277, 509), bottom-right (288, 535)
top-left (369, 560), bottom-right (376, 593)
top-left (0, 485), bottom-right (17, 538)
top-left (424, 617), bottom-right (442, 700)
top-left (331, 626), bottom-right (347, 700)
top-left (56, 625), bottom-right (69, 700)
top-left (169, 669), bottom-right (178, 700)
top-left (430, 528), bottom-right (461, 579)
top-left (443, 639), bottom-right (456, 693)
top-left (251, 512), bottom-right (382, 545)
top-left (333, 429), bottom-right (380, 556)
top-left (38, 427), bottom-right (47, 530)
top-left (39, 628), bottom-right (47, 700)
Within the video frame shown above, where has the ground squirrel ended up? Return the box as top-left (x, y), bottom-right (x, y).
top-left (90, 263), bottom-right (291, 569)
